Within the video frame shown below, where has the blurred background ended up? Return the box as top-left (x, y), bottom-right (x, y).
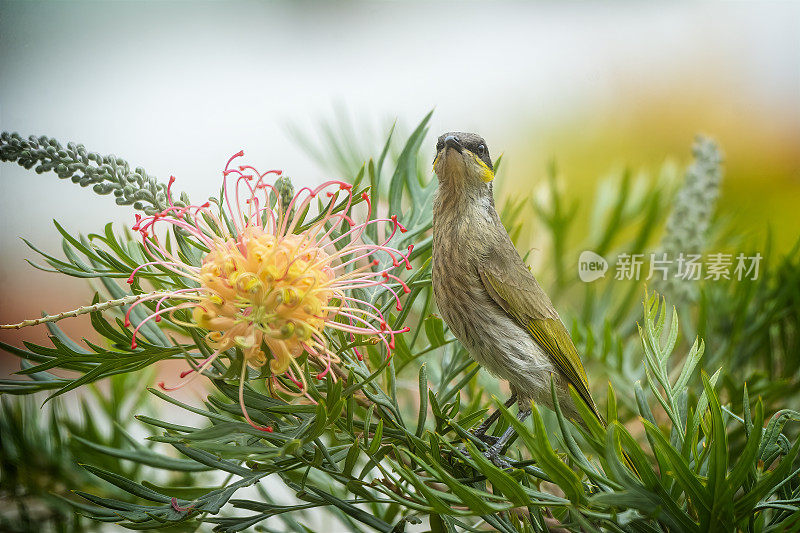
top-left (1, 2), bottom-right (799, 531)
top-left (1, 1), bottom-right (798, 381)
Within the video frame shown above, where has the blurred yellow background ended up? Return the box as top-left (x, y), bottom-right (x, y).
top-left (509, 85), bottom-right (799, 253)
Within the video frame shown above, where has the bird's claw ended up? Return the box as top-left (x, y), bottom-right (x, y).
top-left (475, 433), bottom-right (499, 446)
top-left (454, 440), bottom-right (511, 469)
top-left (455, 433), bottom-right (495, 458)
top-left (483, 446), bottom-right (512, 469)
top-left (454, 443), bottom-right (470, 459)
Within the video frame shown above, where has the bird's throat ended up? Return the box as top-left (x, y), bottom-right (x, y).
top-left (433, 181), bottom-right (498, 257)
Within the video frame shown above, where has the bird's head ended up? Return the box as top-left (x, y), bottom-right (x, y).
top-left (433, 132), bottom-right (494, 189)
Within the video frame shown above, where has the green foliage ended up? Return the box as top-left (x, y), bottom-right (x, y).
top-left (0, 370), bottom-right (202, 533)
top-left (519, 138), bottom-right (800, 418)
top-left (698, 239), bottom-right (800, 407)
top-left (1, 116), bottom-right (799, 531)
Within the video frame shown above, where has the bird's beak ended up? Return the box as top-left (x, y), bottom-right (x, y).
top-left (444, 135), bottom-right (463, 154)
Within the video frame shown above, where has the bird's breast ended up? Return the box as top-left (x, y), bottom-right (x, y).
top-left (432, 211), bottom-right (554, 401)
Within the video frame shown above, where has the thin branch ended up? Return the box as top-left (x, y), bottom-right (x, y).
top-left (1, 291), bottom-right (165, 329)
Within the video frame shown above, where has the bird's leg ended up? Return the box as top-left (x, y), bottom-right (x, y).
top-left (472, 393), bottom-right (518, 444)
top-left (484, 406), bottom-right (532, 467)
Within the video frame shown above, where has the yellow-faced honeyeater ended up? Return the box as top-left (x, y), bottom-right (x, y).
top-left (431, 132), bottom-right (603, 463)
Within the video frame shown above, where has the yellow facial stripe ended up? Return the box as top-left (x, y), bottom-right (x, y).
top-left (474, 156), bottom-right (495, 182)
top-left (432, 154), bottom-right (439, 172)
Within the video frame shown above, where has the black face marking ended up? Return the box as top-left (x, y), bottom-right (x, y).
top-left (436, 131), bottom-right (493, 170)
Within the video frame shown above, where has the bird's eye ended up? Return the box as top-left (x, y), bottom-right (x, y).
top-left (477, 144), bottom-right (486, 155)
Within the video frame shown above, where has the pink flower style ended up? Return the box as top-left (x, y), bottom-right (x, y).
top-left (126, 151), bottom-right (412, 431)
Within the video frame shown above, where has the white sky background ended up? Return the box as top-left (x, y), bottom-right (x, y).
top-left (0, 1), bottom-right (797, 336)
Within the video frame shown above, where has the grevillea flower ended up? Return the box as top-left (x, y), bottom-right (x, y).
top-left (126, 151), bottom-right (412, 431)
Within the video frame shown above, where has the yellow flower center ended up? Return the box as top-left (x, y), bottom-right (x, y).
top-left (192, 226), bottom-right (334, 375)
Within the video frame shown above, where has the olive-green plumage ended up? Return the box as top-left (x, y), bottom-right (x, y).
top-left (431, 132), bottom-right (602, 425)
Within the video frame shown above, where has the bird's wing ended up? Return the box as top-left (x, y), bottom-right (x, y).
top-left (478, 255), bottom-right (603, 422)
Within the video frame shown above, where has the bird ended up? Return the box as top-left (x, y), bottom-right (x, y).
top-left (431, 132), bottom-right (603, 463)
